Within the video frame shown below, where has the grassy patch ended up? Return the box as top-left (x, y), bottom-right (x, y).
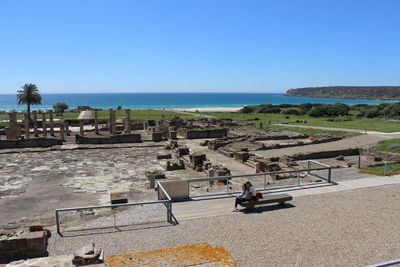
top-left (361, 163), bottom-right (400, 176)
top-left (204, 112), bottom-right (400, 133)
top-left (371, 138), bottom-right (400, 153)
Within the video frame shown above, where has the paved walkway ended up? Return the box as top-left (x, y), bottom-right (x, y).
top-left (77, 110), bottom-right (93, 119)
top-left (171, 110), bottom-right (216, 119)
top-left (173, 174), bottom-right (400, 221)
top-left (273, 123), bottom-right (400, 138)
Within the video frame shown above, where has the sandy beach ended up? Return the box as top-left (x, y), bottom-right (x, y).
top-left (172, 107), bottom-right (242, 112)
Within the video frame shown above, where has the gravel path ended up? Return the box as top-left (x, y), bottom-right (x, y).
top-left (254, 134), bottom-right (386, 158)
top-left (48, 184), bottom-right (400, 266)
top-left (273, 123), bottom-right (400, 137)
top-left (77, 110), bottom-right (93, 120)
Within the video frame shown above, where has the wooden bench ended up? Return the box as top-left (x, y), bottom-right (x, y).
top-left (240, 193), bottom-right (293, 209)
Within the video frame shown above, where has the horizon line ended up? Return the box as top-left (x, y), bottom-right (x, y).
top-left (0, 91), bottom-right (286, 95)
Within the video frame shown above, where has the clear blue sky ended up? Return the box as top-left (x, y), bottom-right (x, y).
top-left (1, 0), bottom-right (400, 93)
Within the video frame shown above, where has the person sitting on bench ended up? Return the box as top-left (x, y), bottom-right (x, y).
top-left (232, 182), bottom-right (256, 211)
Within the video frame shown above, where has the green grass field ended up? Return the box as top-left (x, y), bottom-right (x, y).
top-left (204, 112), bottom-right (400, 133)
top-left (371, 138), bottom-right (400, 153)
top-left (361, 163), bottom-right (400, 176)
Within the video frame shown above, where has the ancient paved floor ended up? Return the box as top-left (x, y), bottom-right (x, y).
top-left (0, 144), bottom-right (204, 226)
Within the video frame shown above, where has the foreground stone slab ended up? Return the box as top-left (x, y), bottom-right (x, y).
top-left (0, 226), bottom-right (50, 262)
top-left (105, 243), bottom-right (237, 267)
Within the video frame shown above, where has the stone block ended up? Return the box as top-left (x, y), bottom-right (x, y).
top-left (152, 132), bottom-right (163, 142)
top-left (157, 154), bottom-right (172, 160)
top-left (166, 160), bottom-right (185, 171)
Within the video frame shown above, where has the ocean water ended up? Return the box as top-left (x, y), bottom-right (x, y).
top-left (0, 93), bottom-right (396, 111)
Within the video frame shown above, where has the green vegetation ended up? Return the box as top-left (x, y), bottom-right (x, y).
top-left (53, 102), bottom-right (69, 116)
top-left (285, 86), bottom-right (400, 100)
top-left (361, 163), bottom-right (400, 176)
top-left (204, 111), bottom-right (400, 133)
top-left (371, 139), bottom-right (400, 153)
top-left (17, 83), bottom-right (42, 120)
top-left (240, 102), bottom-right (400, 119)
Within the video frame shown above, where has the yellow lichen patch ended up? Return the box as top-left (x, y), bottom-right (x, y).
top-left (105, 243), bottom-right (237, 267)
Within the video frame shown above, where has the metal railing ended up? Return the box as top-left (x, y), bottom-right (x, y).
top-left (366, 259), bottom-right (400, 267)
top-left (55, 181), bottom-right (176, 237)
top-left (165, 160), bottom-right (337, 199)
top-left (307, 160), bottom-right (332, 182)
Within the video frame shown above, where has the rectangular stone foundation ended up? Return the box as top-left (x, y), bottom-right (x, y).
top-left (0, 138), bottom-right (62, 149)
top-left (0, 229), bottom-right (49, 261)
top-left (75, 134), bottom-right (142, 144)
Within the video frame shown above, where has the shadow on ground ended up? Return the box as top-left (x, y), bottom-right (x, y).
top-left (58, 221), bottom-right (176, 238)
top-left (241, 203), bottom-right (296, 214)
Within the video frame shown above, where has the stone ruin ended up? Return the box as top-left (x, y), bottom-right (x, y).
top-left (1, 111), bottom-right (64, 149)
top-left (72, 243), bottom-right (103, 266)
top-left (0, 224), bottom-right (51, 261)
top-left (143, 118), bottom-right (229, 140)
top-left (75, 133), bottom-right (141, 144)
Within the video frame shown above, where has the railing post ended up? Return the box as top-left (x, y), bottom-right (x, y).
top-left (297, 171), bottom-right (300, 186)
top-left (384, 163), bottom-right (388, 176)
top-left (226, 178), bottom-right (229, 193)
top-left (328, 168), bottom-right (332, 183)
top-left (307, 161), bottom-right (311, 174)
top-left (170, 202), bottom-right (172, 223)
top-left (55, 210), bottom-right (61, 236)
top-left (263, 174), bottom-right (266, 190)
top-left (167, 201), bottom-right (171, 223)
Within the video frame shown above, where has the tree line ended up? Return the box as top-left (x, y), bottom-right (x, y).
top-left (240, 102), bottom-right (400, 118)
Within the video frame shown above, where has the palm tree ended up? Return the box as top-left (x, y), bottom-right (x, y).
top-left (17, 83), bottom-right (42, 121)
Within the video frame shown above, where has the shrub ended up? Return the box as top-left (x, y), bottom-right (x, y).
top-left (240, 106), bottom-right (254, 113)
top-left (283, 108), bottom-right (300, 115)
top-left (53, 102), bottom-right (69, 116)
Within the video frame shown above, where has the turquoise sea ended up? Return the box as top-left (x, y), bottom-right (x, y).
top-left (0, 93), bottom-right (396, 111)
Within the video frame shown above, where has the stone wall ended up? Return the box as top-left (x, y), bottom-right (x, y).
top-left (182, 128), bottom-right (228, 139)
top-left (360, 148), bottom-right (400, 162)
top-left (75, 134), bottom-right (142, 144)
top-left (0, 227), bottom-right (49, 261)
top-left (0, 138), bottom-right (62, 149)
top-left (285, 148), bottom-right (360, 161)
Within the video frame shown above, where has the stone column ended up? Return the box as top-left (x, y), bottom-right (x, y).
top-left (109, 109), bottom-right (113, 135)
top-left (94, 110), bottom-right (99, 135)
top-left (32, 111), bottom-right (39, 137)
top-left (125, 109), bottom-right (131, 133)
top-left (6, 112), bottom-right (21, 140)
top-left (110, 109), bottom-right (116, 136)
top-left (79, 120), bottom-right (84, 136)
top-left (24, 113), bottom-right (30, 139)
top-left (49, 110), bottom-right (55, 136)
top-left (59, 123), bottom-right (65, 141)
top-left (42, 113), bottom-right (47, 138)
top-left (65, 123), bottom-right (70, 136)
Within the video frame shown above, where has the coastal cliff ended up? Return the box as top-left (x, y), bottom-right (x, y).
top-left (285, 86), bottom-right (400, 100)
